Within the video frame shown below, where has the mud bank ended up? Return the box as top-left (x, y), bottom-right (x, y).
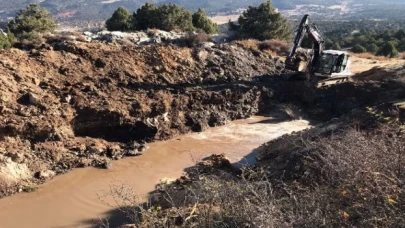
top-left (0, 40), bottom-right (284, 197)
top-left (1, 37), bottom-right (404, 198)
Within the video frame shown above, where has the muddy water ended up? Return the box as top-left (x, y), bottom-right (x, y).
top-left (0, 116), bottom-right (312, 228)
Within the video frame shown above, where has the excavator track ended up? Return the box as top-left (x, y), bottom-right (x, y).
top-left (316, 75), bottom-right (352, 87)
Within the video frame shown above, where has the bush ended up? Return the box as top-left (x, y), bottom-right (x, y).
top-left (155, 4), bottom-right (194, 32)
top-left (351, 44), bottom-right (367, 53)
top-left (331, 42), bottom-right (342, 50)
top-left (106, 7), bottom-right (132, 31)
top-left (229, 0), bottom-right (290, 41)
top-left (377, 41), bottom-right (399, 58)
top-left (237, 39), bottom-right (290, 56)
top-left (0, 33), bottom-right (11, 49)
top-left (134, 3), bottom-right (159, 30)
top-left (367, 43), bottom-right (379, 54)
top-left (184, 31), bottom-right (212, 47)
top-left (0, 29), bottom-right (16, 49)
top-left (7, 4), bottom-right (56, 40)
top-left (108, 4), bottom-right (219, 33)
top-left (133, 3), bottom-right (194, 32)
top-left (192, 9), bottom-right (219, 34)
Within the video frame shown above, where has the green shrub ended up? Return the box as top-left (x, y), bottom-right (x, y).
top-left (106, 7), bottom-right (132, 31)
top-left (7, 4), bottom-right (56, 40)
top-left (0, 29), bottom-right (16, 49)
top-left (377, 41), bottom-right (399, 58)
top-left (367, 43), bottom-right (379, 54)
top-left (133, 3), bottom-right (159, 30)
top-left (192, 9), bottom-right (219, 34)
top-left (351, 44), bottom-right (367, 53)
top-left (229, 0), bottom-right (290, 41)
top-left (109, 4), bottom-right (219, 33)
top-left (331, 42), bottom-right (342, 50)
top-left (155, 4), bottom-right (194, 32)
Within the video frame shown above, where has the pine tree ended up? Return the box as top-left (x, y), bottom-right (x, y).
top-left (134, 3), bottom-right (159, 30)
top-left (0, 32), bottom-right (11, 49)
top-left (106, 7), bottom-right (132, 31)
top-left (351, 44), bottom-right (367, 53)
top-left (367, 43), bottom-right (379, 54)
top-left (7, 4), bottom-right (56, 40)
top-left (377, 41), bottom-right (399, 58)
top-left (192, 9), bottom-right (219, 34)
top-left (229, 0), bottom-right (290, 40)
top-left (331, 42), bottom-right (342, 50)
top-left (156, 4), bottom-right (194, 32)
top-left (0, 28), bottom-right (16, 49)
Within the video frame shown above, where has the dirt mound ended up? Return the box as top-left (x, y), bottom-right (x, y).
top-left (0, 41), bottom-right (280, 197)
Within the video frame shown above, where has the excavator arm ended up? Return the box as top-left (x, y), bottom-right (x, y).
top-left (285, 15), bottom-right (324, 74)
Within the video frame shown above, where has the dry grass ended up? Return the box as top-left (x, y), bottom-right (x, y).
top-left (147, 28), bottom-right (159, 36)
top-left (400, 52), bottom-right (405, 60)
top-left (183, 32), bottom-right (212, 47)
top-left (352, 52), bottom-right (390, 61)
top-left (236, 39), bottom-right (290, 57)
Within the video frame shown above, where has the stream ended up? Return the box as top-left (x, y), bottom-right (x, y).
top-left (0, 116), bottom-right (312, 228)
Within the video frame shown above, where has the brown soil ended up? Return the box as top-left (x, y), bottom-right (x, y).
top-left (0, 40), bottom-right (282, 197)
top-left (1, 36), bottom-right (404, 199)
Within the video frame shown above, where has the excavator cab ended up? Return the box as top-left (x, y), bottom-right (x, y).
top-left (314, 50), bottom-right (352, 77)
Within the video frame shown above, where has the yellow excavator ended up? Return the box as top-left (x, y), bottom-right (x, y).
top-left (285, 15), bottom-right (353, 81)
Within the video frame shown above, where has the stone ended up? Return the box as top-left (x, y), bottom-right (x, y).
top-left (35, 170), bottom-right (56, 180)
top-left (5, 152), bottom-right (24, 163)
top-left (127, 141), bottom-right (141, 150)
top-left (107, 144), bottom-right (122, 158)
top-left (138, 144), bottom-right (150, 153)
top-left (126, 149), bottom-right (140, 156)
top-left (27, 92), bottom-right (41, 106)
top-left (61, 94), bottom-right (72, 103)
top-left (87, 145), bottom-right (105, 155)
top-left (100, 159), bottom-right (112, 169)
top-left (95, 58), bottom-right (106, 68)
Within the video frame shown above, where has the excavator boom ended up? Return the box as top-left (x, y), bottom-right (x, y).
top-left (285, 14), bottom-right (324, 73)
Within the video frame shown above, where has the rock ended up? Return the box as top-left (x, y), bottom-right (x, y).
top-left (198, 154), bottom-right (233, 170)
top-left (100, 159), bottom-right (112, 169)
top-left (52, 126), bottom-right (74, 141)
top-left (27, 92), bottom-right (41, 106)
top-left (83, 31), bottom-right (93, 37)
top-left (32, 77), bottom-right (40, 85)
top-left (35, 170), bottom-right (56, 180)
top-left (127, 141), bottom-right (141, 150)
top-left (107, 144), bottom-right (122, 158)
top-left (95, 58), bottom-right (106, 68)
top-left (5, 152), bottom-right (24, 163)
top-left (119, 225), bottom-right (137, 228)
top-left (138, 144), bottom-right (149, 153)
top-left (61, 94), bottom-right (72, 103)
top-left (78, 158), bottom-right (92, 167)
top-left (200, 42), bottom-right (215, 48)
top-left (126, 149), bottom-right (141, 156)
top-left (87, 145), bottom-right (105, 155)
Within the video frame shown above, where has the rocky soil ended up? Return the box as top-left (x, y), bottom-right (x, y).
top-left (1, 34), bottom-right (404, 198)
top-left (0, 39), bottom-right (284, 197)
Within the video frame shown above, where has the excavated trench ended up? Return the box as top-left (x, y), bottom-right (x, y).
top-left (1, 39), bottom-right (405, 227)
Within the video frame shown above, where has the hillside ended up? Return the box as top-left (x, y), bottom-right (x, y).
top-left (1, 0), bottom-right (405, 26)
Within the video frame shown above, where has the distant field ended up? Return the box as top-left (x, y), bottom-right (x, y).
top-left (209, 14), bottom-right (239, 25)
